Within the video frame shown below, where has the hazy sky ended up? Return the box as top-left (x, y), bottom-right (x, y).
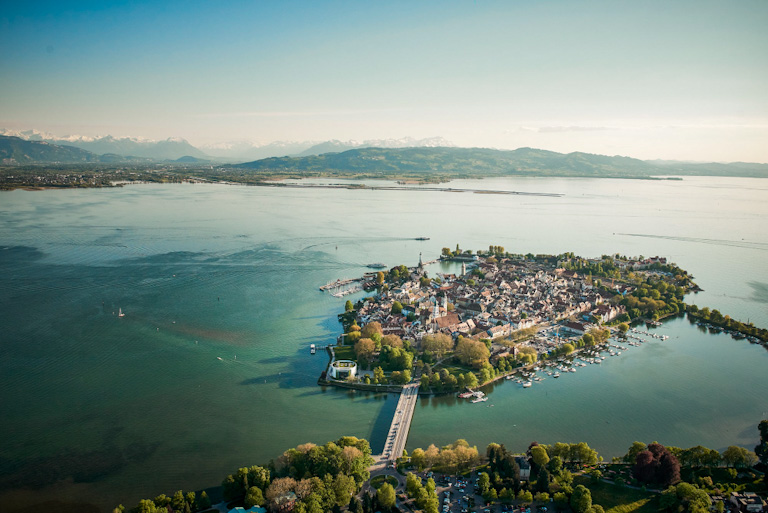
top-left (1, 0), bottom-right (767, 161)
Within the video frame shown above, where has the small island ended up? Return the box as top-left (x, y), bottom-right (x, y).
top-left (320, 247), bottom-right (768, 394)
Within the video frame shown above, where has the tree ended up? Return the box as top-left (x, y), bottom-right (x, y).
top-left (411, 448), bottom-right (426, 470)
top-left (618, 323), bottom-right (629, 335)
top-left (345, 300), bottom-right (354, 312)
top-left (454, 338), bottom-right (490, 368)
top-left (198, 491), bottom-right (211, 510)
top-left (634, 443), bottom-right (680, 486)
top-left (171, 491), bottom-right (185, 512)
top-left (381, 334), bottom-right (403, 348)
top-left (245, 486), bottom-right (265, 507)
top-left (391, 301), bottom-right (403, 315)
top-left (554, 492), bottom-right (569, 511)
top-left (376, 272), bottom-right (385, 285)
top-left (361, 322), bottom-right (383, 339)
top-left (570, 485), bottom-right (592, 513)
top-left (137, 500), bottom-right (159, 513)
top-left (478, 473), bottom-right (490, 495)
top-left (354, 338), bottom-right (376, 361)
top-left (531, 445), bottom-right (550, 468)
top-left (756, 420), bottom-right (768, 485)
top-left (377, 483), bottom-right (396, 510)
top-left (722, 445), bottom-right (756, 468)
top-left (421, 333), bottom-right (454, 358)
top-left (535, 467), bottom-right (551, 493)
top-left (547, 455), bottom-right (563, 477)
top-left (624, 441), bottom-right (648, 464)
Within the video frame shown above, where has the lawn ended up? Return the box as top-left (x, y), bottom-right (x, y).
top-left (333, 345), bottom-right (356, 361)
top-left (433, 362), bottom-right (477, 378)
top-left (370, 474), bottom-right (399, 489)
top-left (575, 476), bottom-right (658, 513)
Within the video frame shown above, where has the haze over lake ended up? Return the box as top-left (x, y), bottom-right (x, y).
top-left (1, 176), bottom-right (767, 511)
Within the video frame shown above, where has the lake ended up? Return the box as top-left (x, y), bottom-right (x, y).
top-left (0, 176), bottom-right (766, 512)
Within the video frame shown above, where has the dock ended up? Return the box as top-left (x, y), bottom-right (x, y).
top-left (319, 278), bottom-right (361, 291)
top-left (379, 382), bottom-right (420, 463)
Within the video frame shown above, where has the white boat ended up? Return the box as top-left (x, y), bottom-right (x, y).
top-left (118, 308), bottom-right (125, 317)
top-left (310, 344), bottom-right (316, 354)
top-left (553, 373), bottom-right (560, 378)
top-left (522, 381), bottom-right (532, 388)
top-left (471, 396), bottom-right (488, 403)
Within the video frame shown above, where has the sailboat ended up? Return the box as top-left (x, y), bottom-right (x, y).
top-left (118, 308), bottom-right (125, 318)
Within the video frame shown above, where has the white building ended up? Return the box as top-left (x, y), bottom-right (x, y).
top-left (329, 360), bottom-right (358, 379)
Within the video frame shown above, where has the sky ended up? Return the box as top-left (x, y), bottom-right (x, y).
top-left (1, 0), bottom-right (767, 162)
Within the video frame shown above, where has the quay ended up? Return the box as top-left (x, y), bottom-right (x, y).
top-left (319, 278), bottom-right (362, 291)
top-left (378, 382), bottom-right (420, 465)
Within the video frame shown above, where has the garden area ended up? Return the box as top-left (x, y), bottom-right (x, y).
top-left (370, 475), bottom-right (399, 489)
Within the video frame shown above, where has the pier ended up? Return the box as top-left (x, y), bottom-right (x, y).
top-left (319, 278), bottom-right (363, 296)
top-left (379, 382), bottom-right (420, 464)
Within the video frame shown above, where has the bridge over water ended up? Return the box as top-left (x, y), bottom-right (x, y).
top-left (377, 382), bottom-right (420, 464)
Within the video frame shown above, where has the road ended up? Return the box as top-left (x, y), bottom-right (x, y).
top-left (381, 382), bottom-right (420, 464)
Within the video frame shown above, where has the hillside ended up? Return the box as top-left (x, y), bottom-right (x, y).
top-left (0, 135), bottom-right (102, 164)
top-left (230, 146), bottom-right (768, 178)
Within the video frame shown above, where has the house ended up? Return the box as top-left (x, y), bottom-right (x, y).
top-left (561, 321), bottom-right (589, 336)
top-left (487, 324), bottom-right (512, 339)
top-left (274, 491), bottom-right (297, 512)
top-left (515, 456), bottom-right (531, 481)
top-left (729, 492), bottom-right (767, 513)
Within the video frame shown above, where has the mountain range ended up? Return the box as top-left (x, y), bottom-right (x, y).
top-left (230, 146), bottom-right (768, 179)
top-left (0, 129), bottom-right (454, 162)
top-left (2, 129), bottom-right (767, 179)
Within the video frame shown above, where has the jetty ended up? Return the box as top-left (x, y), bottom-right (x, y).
top-left (319, 278), bottom-right (364, 298)
top-left (379, 382), bottom-right (420, 464)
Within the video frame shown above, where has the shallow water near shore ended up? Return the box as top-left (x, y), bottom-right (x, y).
top-left (0, 177), bottom-right (766, 511)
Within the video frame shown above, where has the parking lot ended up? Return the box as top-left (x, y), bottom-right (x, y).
top-left (406, 470), bottom-right (546, 513)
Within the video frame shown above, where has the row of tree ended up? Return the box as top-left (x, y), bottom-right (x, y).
top-left (623, 441), bottom-right (760, 470)
top-left (114, 490), bottom-right (211, 513)
top-left (686, 305), bottom-right (768, 342)
top-left (408, 439), bottom-right (481, 474)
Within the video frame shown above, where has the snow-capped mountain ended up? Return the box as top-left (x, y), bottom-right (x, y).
top-left (0, 128), bottom-right (455, 162)
top-left (0, 129), bottom-right (207, 160)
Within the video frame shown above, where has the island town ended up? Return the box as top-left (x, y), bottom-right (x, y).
top-left (319, 246), bottom-right (767, 398)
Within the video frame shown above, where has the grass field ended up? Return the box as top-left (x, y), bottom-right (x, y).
top-left (575, 476), bottom-right (658, 513)
top-left (333, 345), bottom-right (356, 361)
top-left (433, 362), bottom-right (478, 378)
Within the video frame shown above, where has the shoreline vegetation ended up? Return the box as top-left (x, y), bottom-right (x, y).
top-left (319, 249), bottom-right (767, 395)
top-left (111, 422), bottom-right (768, 513)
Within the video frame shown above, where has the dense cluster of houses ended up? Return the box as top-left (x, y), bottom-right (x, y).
top-left (353, 255), bottom-right (632, 356)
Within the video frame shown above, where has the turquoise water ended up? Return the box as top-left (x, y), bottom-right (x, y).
top-left (0, 177), bottom-right (766, 511)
